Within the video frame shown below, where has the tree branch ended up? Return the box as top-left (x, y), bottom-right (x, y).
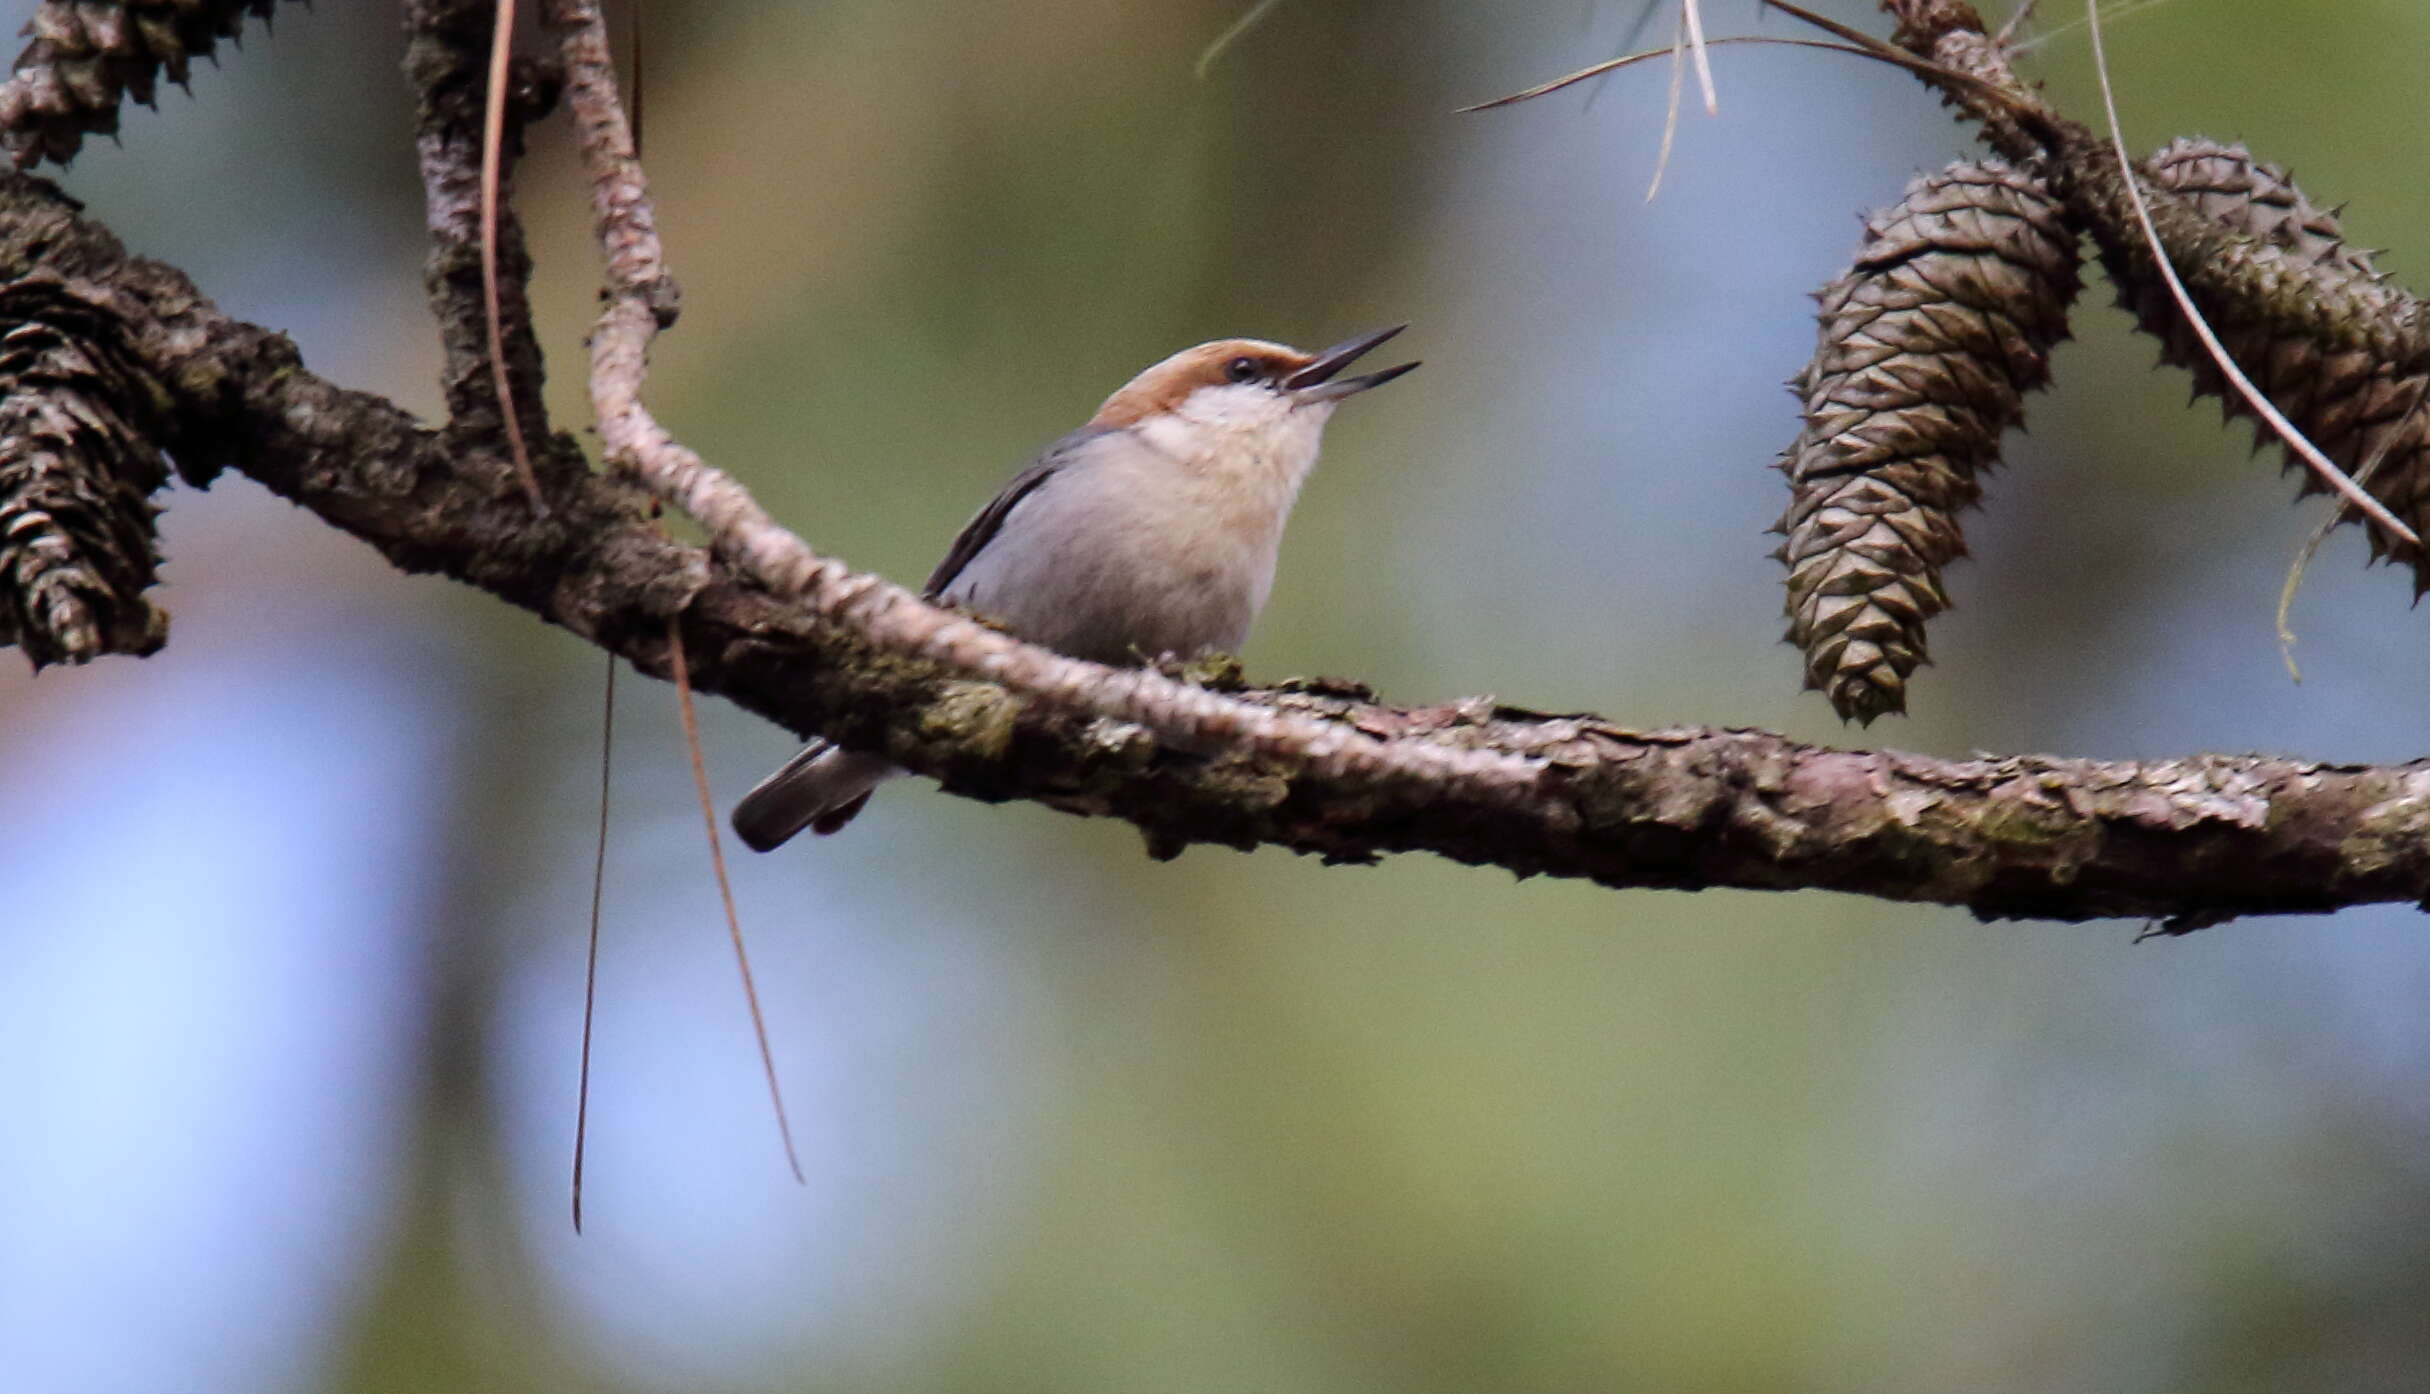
top-left (405, 0), bottom-right (561, 469)
top-left (3, 169), bottom-right (2427, 924)
top-left (2, 2), bottom-right (2425, 926)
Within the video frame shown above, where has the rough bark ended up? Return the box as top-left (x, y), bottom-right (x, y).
top-left (3, 172), bottom-right (2426, 925)
top-left (0, 0), bottom-right (2424, 927)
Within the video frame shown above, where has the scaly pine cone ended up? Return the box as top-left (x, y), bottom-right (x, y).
top-left (0, 0), bottom-right (288, 167)
top-left (2142, 138), bottom-right (2382, 279)
top-left (2119, 138), bottom-right (2430, 587)
top-left (0, 281), bottom-right (172, 667)
top-left (1778, 160), bottom-right (2083, 722)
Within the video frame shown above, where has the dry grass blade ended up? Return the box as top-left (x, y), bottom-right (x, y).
top-left (668, 618), bottom-right (805, 1186)
top-left (571, 653), bottom-right (616, 1232)
top-left (2082, 0), bottom-right (2417, 551)
top-left (481, 0), bottom-right (546, 514)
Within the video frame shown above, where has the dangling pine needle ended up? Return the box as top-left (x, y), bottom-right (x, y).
top-left (667, 617), bottom-right (805, 1187)
top-left (2274, 377), bottom-right (2428, 681)
top-left (1644, 10), bottom-right (1689, 201)
top-left (571, 652), bottom-right (617, 1232)
top-left (2082, 0), bottom-right (2417, 551)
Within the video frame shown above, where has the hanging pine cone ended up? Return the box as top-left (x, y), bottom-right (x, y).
top-left (0, 281), bottom-right (172, 668)
top-left (2141, 138), bottom-right (2382, 279)
top-left (2116, 138), bottom-right (2430, 587)
top-left (1778, 160), bottom-right (2083, 722)
top-left (0, 0), bottom-right (289, 167)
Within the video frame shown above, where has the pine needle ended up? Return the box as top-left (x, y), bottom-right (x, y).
top-left (668, 618), bottom-right (805, 1186)
top-left (482, 0), bottom-right (546, 514)
top-left (1196, 0), bottom-right (1289, 79)
top-left (2274, 378), bottom-right (2428, 681)
top-left (1581, 0), bottom-right (1665, 113)
top-left (2083, 0), bottom-right (2418, 551)
top-left (2008, 0), bottom-right (2175, 55)
top-left (1466, 4), bottom-right (2038, 120)
top-left (1680, 0), bottom-right (1718, 116)
top-left (1646, 10), bottom-right (1688, 201)
top-left (1462, 35), bottom-right (1886, 113)
top-left (571, 653), bottom-right (616, 1232)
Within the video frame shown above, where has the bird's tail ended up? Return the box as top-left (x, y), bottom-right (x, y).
top-left (730, 741), bottom-right (900, 851)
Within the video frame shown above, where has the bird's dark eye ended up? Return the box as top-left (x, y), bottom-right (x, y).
top-left (1225, 356), bottom-right (1261, 384)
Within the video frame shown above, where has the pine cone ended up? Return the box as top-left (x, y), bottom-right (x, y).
top-left (0, 281), bottom-right (172, 667)
top-left (2142, 138), bottom-right (2381, 278)
top-left (1779, 160), bottom-right (2083, 722)
top-left (2119, 138), bottom-right (2430, 586)
top-left (0, 0), bottom-right (287, 167)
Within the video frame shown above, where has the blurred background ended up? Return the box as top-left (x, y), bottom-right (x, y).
top-left (4, 1), bottom-right (2430, 1390)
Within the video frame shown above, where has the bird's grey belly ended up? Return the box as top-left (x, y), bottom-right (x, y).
top-left (944, 519), bottom-right (1259, 665)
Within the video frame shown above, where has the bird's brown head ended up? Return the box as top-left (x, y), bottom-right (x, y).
top-left (1090, 327), bottom-right (1418, 429)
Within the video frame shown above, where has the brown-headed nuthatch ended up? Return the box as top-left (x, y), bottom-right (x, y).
top-left (731, 325), bottom-right (1419, 850)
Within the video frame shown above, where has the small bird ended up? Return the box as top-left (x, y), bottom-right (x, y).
top-left (731, 326), bottom-right (1419, 850)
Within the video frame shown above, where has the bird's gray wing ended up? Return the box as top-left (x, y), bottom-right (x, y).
top-left (922, 427), bottom-right (1110, 598)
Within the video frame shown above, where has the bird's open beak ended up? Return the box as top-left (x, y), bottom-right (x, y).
top-left (1286, 325), bottom-right (1421, 402)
